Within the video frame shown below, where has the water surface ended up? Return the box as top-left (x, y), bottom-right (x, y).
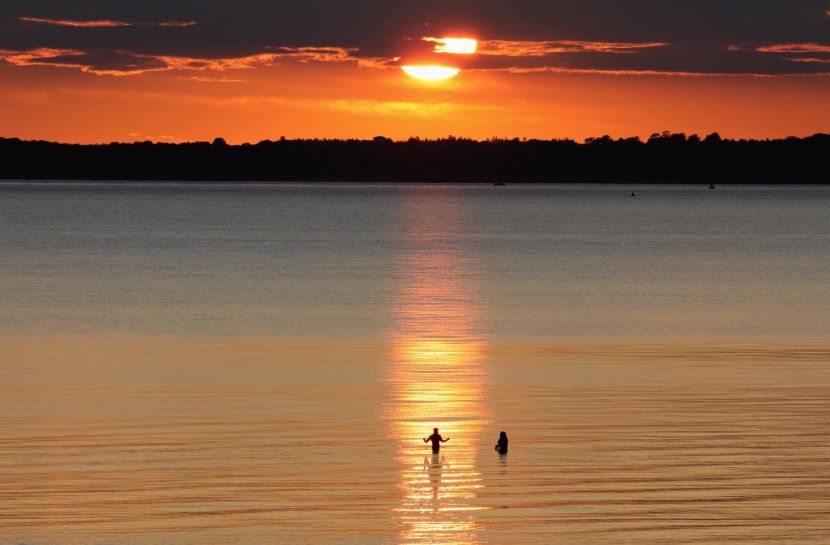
top-left (1, 183), bottom-right (829, 544)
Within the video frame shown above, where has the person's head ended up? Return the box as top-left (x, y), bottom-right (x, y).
top-left (499, 431), bottom-right (507, 439)
top-left (433, 428), bottom-right (439, 434)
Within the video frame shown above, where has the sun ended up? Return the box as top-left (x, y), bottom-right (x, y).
top-left (401, 65), bottom-right (461, 81)
top-left (424, 37), bottom-right (478, 54)
top-left (400, 36), bottom-right (476, 81)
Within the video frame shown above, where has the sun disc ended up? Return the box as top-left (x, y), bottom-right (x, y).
top-left (401, 65), bottom-right (461, 81)
top-left (428, 37), bottom-right (478, 55)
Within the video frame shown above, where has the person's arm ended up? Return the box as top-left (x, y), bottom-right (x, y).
top-left (442, 437), bottom-right (450, 442)
top-left (423, 437), bottom-right (429, 443)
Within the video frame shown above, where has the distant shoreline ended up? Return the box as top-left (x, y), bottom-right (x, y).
top-left (2, 134), bottom-right (828, 183)
top-left (2, 181), bottom-right (829, 188)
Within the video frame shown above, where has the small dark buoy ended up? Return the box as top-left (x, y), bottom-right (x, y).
top-left (709, 183), bottom-right (716, 190)
top-left (630, 192), bottom-right (635, 197)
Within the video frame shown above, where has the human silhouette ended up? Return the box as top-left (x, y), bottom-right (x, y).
top-left (423, 428), bottom-right (450, 452)
top-left (494, 431), bottom-right (508, 454)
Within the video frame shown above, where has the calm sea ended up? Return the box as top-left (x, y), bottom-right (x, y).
top-left (1, 183), bottom-right (829, 545)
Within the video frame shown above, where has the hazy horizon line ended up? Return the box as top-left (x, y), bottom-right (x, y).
top-left (4, 132), bottom-right (830, 147)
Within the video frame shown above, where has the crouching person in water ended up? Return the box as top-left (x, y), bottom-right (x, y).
top-left (424, 428), bottom-right (450, 453)
top-left (495, 431), bottom-right (508, 454)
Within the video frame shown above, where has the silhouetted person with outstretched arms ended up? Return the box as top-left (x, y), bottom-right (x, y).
top-left (424, 428), bottom-right (449, 452)
top-left (495, 431), bottom-right (508, 454)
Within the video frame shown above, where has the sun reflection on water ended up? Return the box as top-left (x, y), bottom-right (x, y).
top-left (383, 188), bottom-right (490, 545)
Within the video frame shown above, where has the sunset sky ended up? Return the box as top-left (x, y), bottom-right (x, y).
top-left (2, 1), bottom-right (829, 143)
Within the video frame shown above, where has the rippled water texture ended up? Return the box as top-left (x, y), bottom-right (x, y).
top-left (1, 183), bottom-right (829, 544)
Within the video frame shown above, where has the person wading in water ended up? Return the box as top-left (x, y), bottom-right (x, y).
top-left (423, 428), bottom-right (450, 453)
top-left (494, 431), bottom-right (508, 454)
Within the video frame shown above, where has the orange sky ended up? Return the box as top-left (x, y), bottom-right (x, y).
top-left (2, 2), bottom-right (829, 143)
top-left (3, 59), bottom-right (829, 144)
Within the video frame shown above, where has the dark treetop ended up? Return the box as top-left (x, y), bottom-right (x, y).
top-left (1, 133), bottom-right (828, 183)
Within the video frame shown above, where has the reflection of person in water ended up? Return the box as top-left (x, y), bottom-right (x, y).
top-left (423, 427), bottom-right (450, 452)
top-left (495, 431), bottom-right (508, 454)
top-left (424, 452), bottom-right (449, 501)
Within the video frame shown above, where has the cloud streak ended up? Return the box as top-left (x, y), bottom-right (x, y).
top-left (731, 42), bottom-right (830, 66)
top-left (18, 16), bottom-right (197, 28)
top-left (478, 40), bottom-right (669, 57)
top-left (156, 21), bottom-right (199, 28)
top-left (0, 46), bottom-right (390, 76)
top-left (755, 43), bottom-right (830, 53)
top-left (786, 57), bottom-right (830, 64)
top-left (0, 47), bottom-right (86, 66)
top-left (19, 16), bottom-right (132, 28)
top-left (471, 65), bottom-right (830, 78)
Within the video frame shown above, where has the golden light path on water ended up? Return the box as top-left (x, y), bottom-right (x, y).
top-left (383, 188), bottom-right (490, 545)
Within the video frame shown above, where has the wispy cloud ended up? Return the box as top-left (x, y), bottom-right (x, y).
top-left (0, 47), bottom-right (391, 76)
top-left (150, 47), bottom-right (390, 71)
top-left (731, 43), bottom-right (830, 54)
top-left (327, 99), bottom-right (464, 117)
top-left (157, 21), bottom-right (199, 28)
top-left (786, 57), bottom-right (830, 64)
top-left (0, 48), bottom-right (161, 76)
top-left (478, 40), bottom-right (669, 57)
top-left (732, 42), bottom-right (830, 66)
top-left (182, 76), bottom-right (248, 83)
top-left (0, 48), bottom-right (86, 66)
top-left (19, 16), bottom-right (132, 28)
top-left (755, 43), bottom-right (830, 53)
top-left (473, 65), bottom-right (830, 78)
top-left (18, 16), bottom-right (198, 28)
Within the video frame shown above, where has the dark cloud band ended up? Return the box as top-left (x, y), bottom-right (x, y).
top-left (2, 1), bottom-right (829, 76)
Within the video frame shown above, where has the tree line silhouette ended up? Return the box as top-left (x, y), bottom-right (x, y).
top-left (1, 133), bottom-right (827, 182)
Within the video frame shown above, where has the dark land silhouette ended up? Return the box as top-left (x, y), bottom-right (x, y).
top-left (1, 133), bottom-right (828, 183)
